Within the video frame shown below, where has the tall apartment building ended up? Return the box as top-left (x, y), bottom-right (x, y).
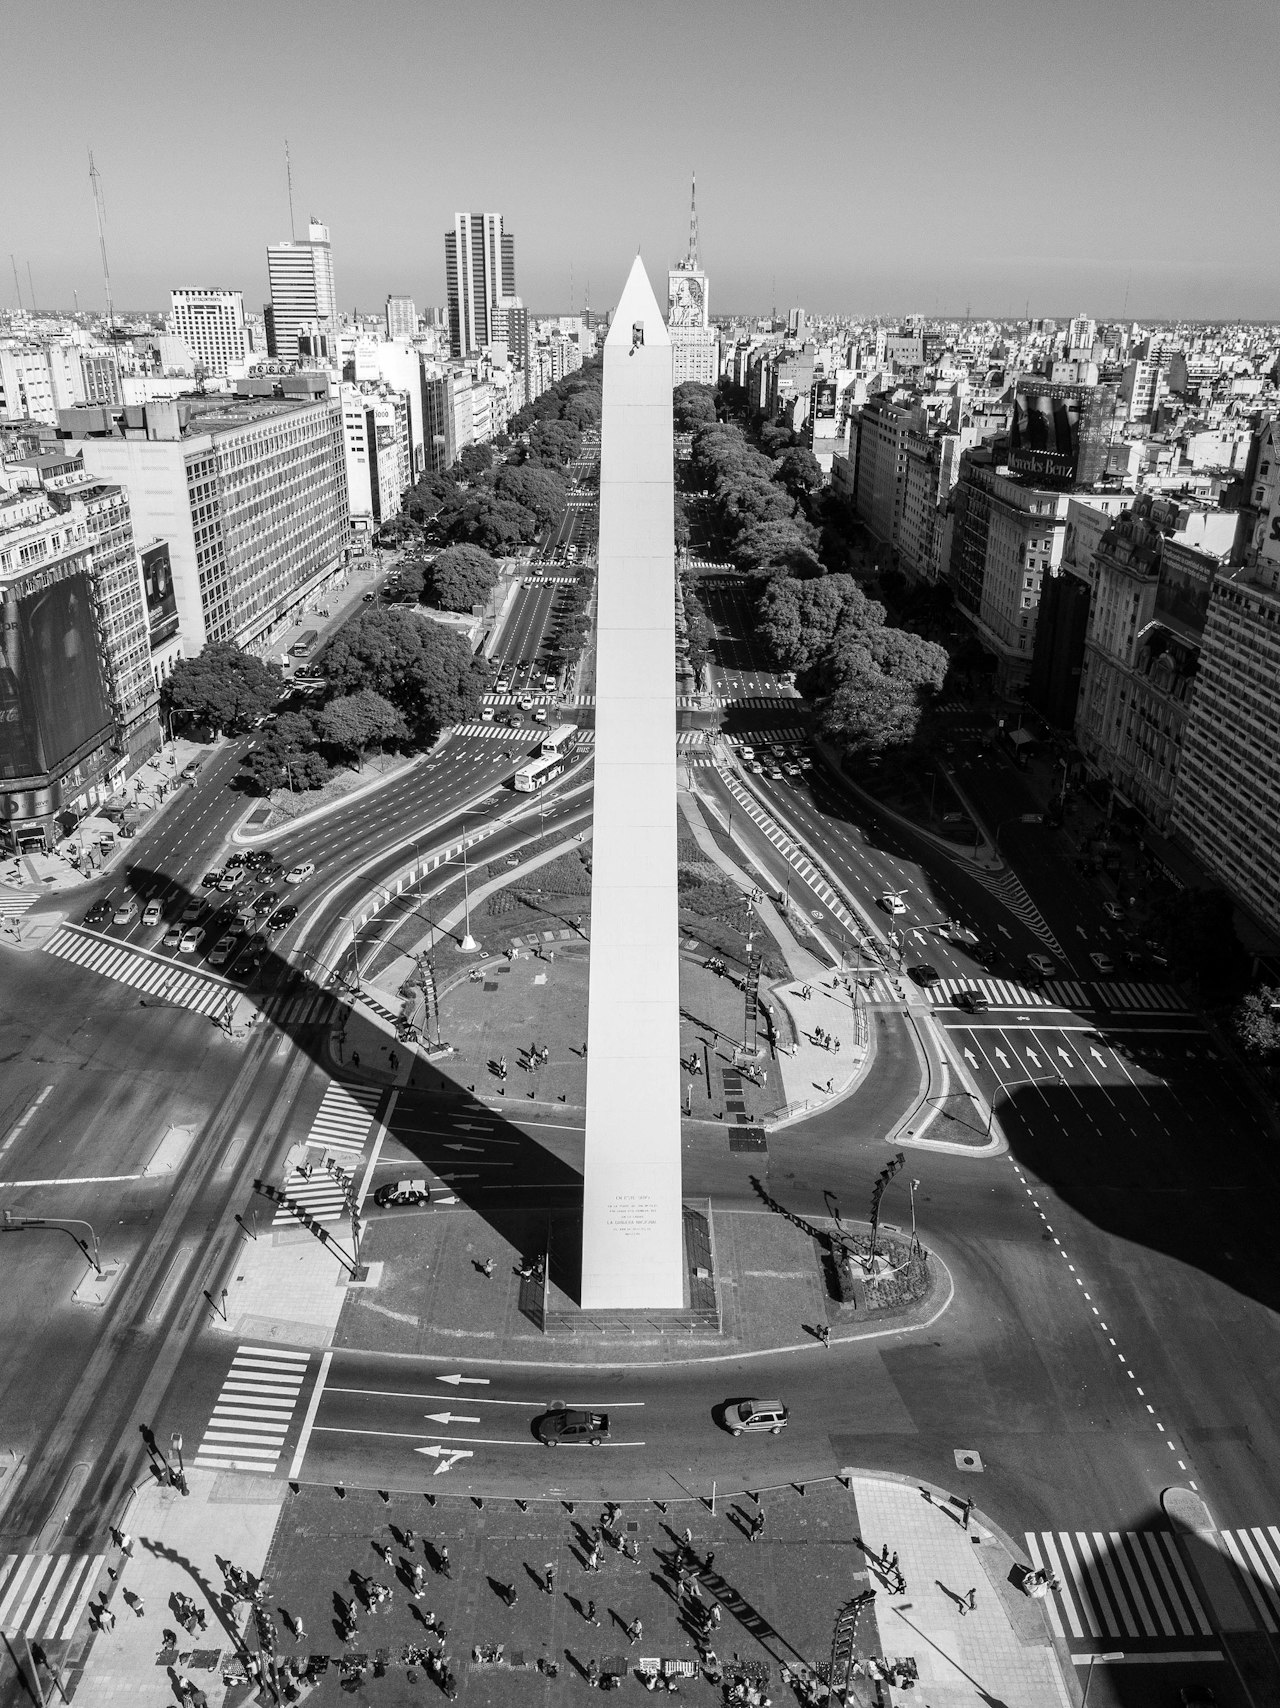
top-left (68, 393), bottom-right (348, 658)
top-left (385, 295), bottom-right (417, 340)
top-left (0, 348), bottom-right (57, 425)
top-left (1171, 558), bottom-right (1280, 938)
top-left (851, 396), bottom-right (925, 554)
top-left (340, 384), bottom-right (411, 525)
top-left (170, 289), bottom-right (248, 376)
top-left (265, 220), bottom-right (337, 362)
top-left (444, 213), bottom-right (515, 357)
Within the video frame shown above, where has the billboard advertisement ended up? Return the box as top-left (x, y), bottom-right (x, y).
top-left (1155, 543), bottom-right (1215, 641)
top-left (1009, 383), bottom-right (1109, 486)
top-left (141, 541), bottom-right (179, 646)
top-left (0, 574), bottom-right (113, 783)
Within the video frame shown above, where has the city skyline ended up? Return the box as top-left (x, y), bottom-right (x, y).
top-left (5, 0), bottom-right (1277, 324)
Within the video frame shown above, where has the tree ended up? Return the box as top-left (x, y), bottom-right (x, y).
top-left (403, 469), bottom-right (457, 526)
top-left (440, 491), bottom-right (536, 554)
top-left (673, 382), bottom-right (718, 432)
top-left (758, 422), bottom-right (798, 455)
top-left (718, 475), bottom-right (796, 537)
top-left (393, 561), bottom-right (427, 602)
top-left (321, 605), bottom-right (488, 741)
top-left (673, 495), bottom-right (691, 550)
top-left (1232, 985), bottom-right (1280, 1067)
top-left (527, 418), bottom-right (582, 467)
top-left (429, 544), bottom-right (500, 612)
top-left (776, 446), bottom-right (824, 495)
top-left (756, 575), bottom-right (880, 674)
top-left (318, 689), bottom-right (407, 768)
top-left (453, 443), bottom-right (494, 480)
top-left (562, 392), bottom-right (601, 430)
top-left (241, 710), bottom-right (328, 794)
top-left (818, 671), bottom-right (923, 758)
top-left (161, 642), bottom-right (283, 732)
top-left (732, 518), bottom-right (822, 578)
top-left (493, 463), bottom-right (568, 530)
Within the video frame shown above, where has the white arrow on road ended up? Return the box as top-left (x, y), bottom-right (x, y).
top-left (437, 1373), bottom-right (491, 1387)
top-left (964, 1048), bottom-right (979, 1066)
top-left (1025, 1048), bottom-right (1041, 1066)
top-left (1075, 925), bottom-right (1088, 939)
top-left (413, 1445), bottom-right (474, 1472)
top-left (1090, 1047), bottom-right (1106, 1064)
top-left (994, 1049), bottom-right (1011, 1068)
top-left (433, 1195), bottom-right (459, 1206)
top-left (442, 1143), bottom-right (483, 1153)
top-left (997, 924), bottom-right (1012, 937)
top-left (425, 1412), bottom-right (480, 1425)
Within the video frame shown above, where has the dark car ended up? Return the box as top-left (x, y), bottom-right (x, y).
top-left (535, 1408), bottom-right (610, 1447)
top-left (373, 1178), bottom-right (430, 1208)
top-left (201, 869), bottom-right (223, 888)
top-left (84, 899), bottom-right (113, 926)
top-left (269, 904), bottom-right (299, 928)
top-left (955, 989), bottom-right (989, 1013)
top-left (908, 963), bottom-right (942, 987)
top-left (253, 890), bottom-right (280, 916)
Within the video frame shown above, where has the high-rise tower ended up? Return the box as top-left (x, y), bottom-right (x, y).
top-left (444, 213), bottom-right (516, 358)
top-left (667, 175), bottom-right (717, 386)
top-left (266, 218), bottom-right (336, 362)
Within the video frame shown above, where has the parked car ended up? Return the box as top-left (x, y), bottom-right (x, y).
top-left (285, 861), bottom-right (315, 885)
top-left (1027, 952), bottom-right (1056, 979)
top-left (181, 761), bottom-right (201, 781)
top-left (726, 1399), bottom-right (789, 1437)
top-left (373, 1178), bottom-right (430, 1208)
top-left (536, 1408), bottom-right (610, 1447)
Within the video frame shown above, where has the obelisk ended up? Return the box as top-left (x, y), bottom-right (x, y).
top-left (579, 257), bottom-right (683, 1309)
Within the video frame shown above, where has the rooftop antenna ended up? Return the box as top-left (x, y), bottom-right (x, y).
top-left (285, 139), bottom-right (296, 241)
top-left (27, 263), bottom-right (36, 314)
top-left (687, 170), bottom-right (699, 269)
top-left (88, 150), bottom-right (115, 332)
top-left (73, 287), bottom-right (80, 316)
top-left (570, 259), bottom-right (574, 316)
top-left (10, 255), bottom-right (22, 313)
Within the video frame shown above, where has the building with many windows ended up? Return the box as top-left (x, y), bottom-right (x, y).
top-left (385, 295), bottom-right (417, 340)
top-left (66, 393), bottom-right (348, 659)
top-left (265, 220), bottom-right (337, 362)
top-left (341, 383), bottom-right (411, 525)
top-left (169, 289), bottom-right (248, 376)
top-left (444, 213), bottom-right (515, 358)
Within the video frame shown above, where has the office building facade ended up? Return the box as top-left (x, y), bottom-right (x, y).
top-left (266, 220), bottom-right (337, 362)
top-left (385, 295), bottom-right (417, 340)
top-left (444, 213), bottom-right (515, 357)
top-left (170, 289), bottom-right (248, 376)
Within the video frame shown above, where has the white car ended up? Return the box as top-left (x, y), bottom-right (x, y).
top-left (881, 894), bottom-right (907, 915)
top-left (481, 705), bottom-right (496, 721)
top-left (1090, 951), bottom-right (1116, 975)
top-left (142, 899), bottom-right (164, 928)
top-left (496, 676), bottom-right (512, 692)
top-left (208, 934), bottom-right (237, 967)
top-left (179, 926), bottom-right (205, 954)
top-left (285, 861), bottom-right (316, 885)
top-left (739, 746), bottom-right (756, 761)
top-left (1027, 952), bottom-right (1056, 978)
top-left (112, 896), bottom-right (139, 925)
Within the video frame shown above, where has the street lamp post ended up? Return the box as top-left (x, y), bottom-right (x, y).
top-left (908, 1178), bottom-right (922, 1252)
top-left (1082, 1652), bottom-right (1123, 1706)
top-left (987, 1071), bottom-right (1063, 1136)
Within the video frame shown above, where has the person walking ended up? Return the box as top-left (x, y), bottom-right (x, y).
top-left (500, 1582), bottom-right (518, 1608)
top-left (880, 1544), bottom-right (890, 1567)
top-left (586, 1545), bottom-right (601, 1573)
top-left (750, 1511), bottom-right (766, 1543)
top-left (586, 1599), bottom-right (600, 1626)
top-left (966, 1586), bottom-right (977, 1612)
top-left (100, 1606), bottom-right (117, 1633)
top-left (626, 1616), bottom-right (643, 1645)
top-left (825, 1077), bottom-right (834, 1095)
top-left (481, 1257), bottom-right (495, 1279)
top-left (351, 1051), bottom-right (360, 1067)
top-left (888, 1552), bottom-right (899, 1576)
top-left (543, 1563), bottom-right (556, 1595)
top-left (439, 1546), bottom-right (451, 1577)
top-left (958, 1496), bottom-right (975, 1531)
top-left (818, 1323), bottom-right (831, 1348)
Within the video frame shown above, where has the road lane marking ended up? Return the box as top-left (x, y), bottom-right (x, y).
top-left (326, 1386), bottom-right (642, 1406)
top-left (0, 1174), bottom-right (143, 1187)
top-left (313, 1426), bottom-right (644, 1448)
top-left (288, 1349), bottom-right (333, 1480)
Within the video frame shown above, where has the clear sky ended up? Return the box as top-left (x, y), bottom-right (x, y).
top-left (5, 0), bottom-right (1277, 323)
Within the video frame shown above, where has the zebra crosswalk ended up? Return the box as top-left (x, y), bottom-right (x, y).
top-left (966, 865), bottom-right (1067, 959)
top-left (1023, 1527), bottom-right (1280, 1646)
top-left (933, 975), bottom-right (1188, 1013)
top-left (193, 1345), bottom-right (311, 1473)
top-left (726, 728), bottom-right (809, 748)
top-left (452, 722), bottom-right (595, 743)
top-left (0, 888), bottom-right (40, 921)
top-left (42, 925), bottom-right (235, 1018)
top-left (279, 1082), bottom-right (382, 1224)
top-left (0, 1552), bottom-right (104, 1641)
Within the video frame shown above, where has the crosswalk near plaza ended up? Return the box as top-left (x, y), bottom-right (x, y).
top-left (933, 975), bottom-right (1188, 1013)
top-left (0, 1551), bottom-right (105, 1641)
top-left (452, 722), bottom-right (596, 743)
top-left (192, 1345), bottom-right (311, 1473)
top-left (0, 888), bottom-right (41, 921)
top-left (276, 1081), bottom-right (382, 1224)
top-left (42, 924), bottom-right (235, 1017)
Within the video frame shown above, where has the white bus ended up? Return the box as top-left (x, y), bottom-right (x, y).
top-left (513, 751), bottom-right (567, 792)
top-left (539, 723), bottom-right (580, 757)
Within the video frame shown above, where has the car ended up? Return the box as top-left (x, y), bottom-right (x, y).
top-left (208, 934), bottom-right (237, 967)
top-left (533, 707), bottom-right (548, 723)
top-left (1103, 901), bottom-right (1125, 921)
top-left (784, 763), bottom-right (802, 777)
top-left (726, 1398), bottom-right (790, 1437)
top-left (285, 862), bottom-right (315, 885)
top-left (269, 904), bottom-right (299, 928)
top-left (544, 675), bottom-right (557, 691)
top-left (495, 676), bottom-right (512, 692)
top-left (224, 852), bottom-right (245, 868)
top-left (181, 899), bottom-right (205, 923)
top-left (142, 899), bottom-right (164, 928)
top-left (244, 849), bottom-right (273, 869)
top-left (252, 889), bottom-right (279, 915)
top-left (880, 894), bottom-right (907, 915)
top-left (506, 710), bottom-right (523, 726)
top-left (362, 591), bottom-right (376, 602)
top-left (766, 766), bottom-right (784, 780)
top-left (481, 705), bottom-right (496, 721)
top-left (518, 695), bottom-right (533, 711)
top-left (181, 761), bottom-right (201, 781)
top-left (955, 989), bottom-right (989, 1014)
top-left (84, 899), bottom-right (113, 927)
top-left (1179, 1689), bottom-right (1217, 1707)
top-left (909, 963), bottom-right (941, 987)
top-left (218, 868), bottom-right (245, 891)
top-left (535, 1408), bottom-right (610, 1447)
top-left (748, 761), bottom-right (764, 775)
top-left (739, 746), bottom-right (755, 760)
top-left (201, 869), bottom-right (223, 888)
top-left (178, 926), bottom-right (205, 954)
top-left (373, 1178), bottom-right (430, 1208)
top-left (111, 896), bottom-right (139, 925)
top-left (227, 915), bottom-right (251, 938)
top-left (1027, 952), bottom-right (1056, 979)
top-left (163, 923), bottom-right (183, 949)
top-left (1090, 950), bottom-right (1116, 975)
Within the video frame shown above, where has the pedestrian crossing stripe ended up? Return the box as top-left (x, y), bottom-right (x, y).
top-left (264, 989), bottom-right (336, 1027)
top-left (0, 1552), bottom-right (105, 1640)
top-left (0, 890), bottom-right (40, 920)
top-left (965, 865), bottom-right (1067, 961)
top-left (451, 723), bottom-right (596, 744)
top-left (933, 975), bottom-right (1188, 1013)
top-left (283, 1082), bottom-right (381, 1224)
top-left (42, 925), bottom-right (236, 1017)
top-left (725, 729), bottom-right (809, 747)
top-left (677, 695), bottom-right (800, 710)
top-left (482, 692), bottom-right (559, 705)
top-left (1027, 1530), bottom-right (1232, 1646)
top-left (193, 1345), bottom-right (311, 1473)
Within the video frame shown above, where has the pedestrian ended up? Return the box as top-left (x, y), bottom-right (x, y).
top-left (389, 1050), bottom-right (399, 1070)
top-left (889, 1551), bottom-right (898, 1575)
top-left (880, 1544), bottom-right (890, 1567)
top-left (404, 1528), bottom-right (416, 1549)
top-left (482, 1257), bottom-right (495, 1278)
top-left (351, 1050), bottom-right (360, 1067)
top-left (412, 1565), bottom-right (426, 1599)
top-left (127, 1590), bottom-right (144, 1618)
top-left (825, 1077), bottom-right (834, 1095)
top-left (587, 1659), bottom-right (601, 1687)
top-left (586, 1599), bottom-right (600, 1626)
top-left (709, 1603), bottom-right (721, 1629)
top-left (959, 1496), bottom-right (974, 1531)
top-left (751, 1511), bottom-right (766, 1542)
top-left (966, 1586), bottom-right (977, 1611)
top-left (833, 1038), bottom-right (841, 1054)
top-left (626, 1617), bottom-right (643, 1644)
top-left (683, 1527), bottom-right (693, 1550)
top-left (543, 1563), bottom-right (556, 1595)
top-left (375, 1541), bottom-right (392, 1563)
top-left (586, 1546), bottom-right (601, 1572)
top-left (439, 1546), bottom-right (451, 1577)
top-left (501, 1582), bottom-right (518, 1608)
top-left (101, 1607), bottom-right (116, 1633)
top-left (704, 1550), bottom-right (715, 1574)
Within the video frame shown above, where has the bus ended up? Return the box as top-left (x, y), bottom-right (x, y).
top-left (539, 723), bottom-right (580, 757)
top-left (513, 751), bottom-right (567, 792)
top-left (290, 628), bottom-right (319, 658)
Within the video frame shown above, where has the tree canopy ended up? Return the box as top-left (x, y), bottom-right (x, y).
top-left (321, 605), bottom-right (488, 741)
top-left (439, 490), bottom-right (537, 554)
top-left (526, 418), bottom-right (582, 467)
top-left (493, 463), bottom-right (568, 530)
top-left (732, 517), bottom-right (823, 579)
top-left (673, 382), bottom-right (718, 432)
top-left (453, 443), bottom-right (495, 480)
top-left (429, 544), bottom-right (500, 612)
top-left (775, 446), bottom-right (824, 495)
top-left (317, 689), bottom-right (407, 767)
top-left (161, 642), bottom-right (283, 733)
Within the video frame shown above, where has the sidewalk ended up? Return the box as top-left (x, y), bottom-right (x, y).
top-left (69, 1470), bottom-right (1072, 1708)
